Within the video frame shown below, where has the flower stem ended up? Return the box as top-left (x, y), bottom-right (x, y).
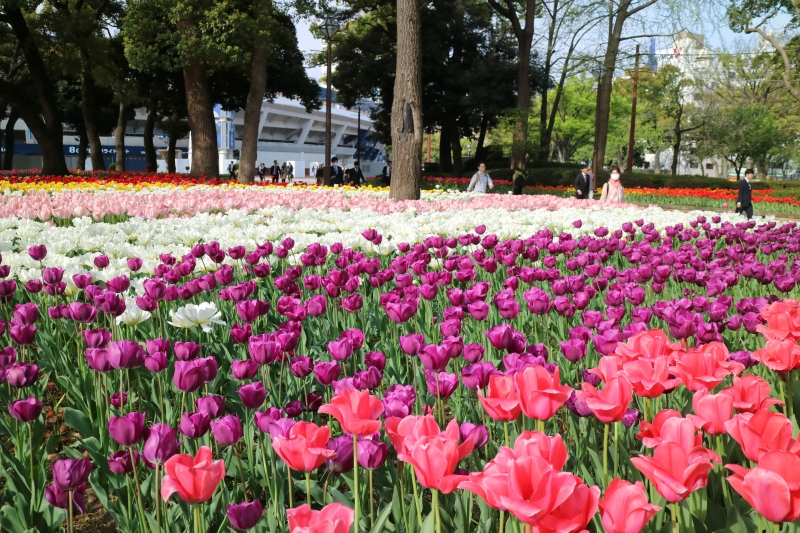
top-left (499, 510), bottom-right (505, 533)
top-left (410, 466), bottom-right (423, 526)
top-left (774, 522), bottom-right (781, 533)
top-left (306, 471), bottom-right (312, 506)
top-left (193, 503), bottom-right (201, 533)
top-left (614, 421), bottom-right (619, 480)
top-left (603, 423), bottom-right (609, 486)
top-left (233, 446), bottom-right (247, 498)
top-left (503, 421), bottom-right (510, 447)
top-left (130, 448), bottom-right (147, 531)
top-left (432, 489), bottom-right (441, 533)
top-left (715, 435), bottom-right (731, 506)
top-left (672, 502), bottom-right (678, 533)
top-left (288, 467), bottom-right (294, 508)
top-left (353, 435), bottom-right (360, 533)
top-left (369, 469), bottom-right (375, 528)
top-left (787, 370), bottom-right (794, 422)
top-left (29, 424), bottom-right (35, 510)
top-left (155, 464), bottom-right (162, 533)
top-left (68, 490), bottom-right (74, 533)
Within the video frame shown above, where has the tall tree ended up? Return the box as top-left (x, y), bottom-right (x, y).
top-left (390, 0), bottom-right (423, 200)
top-left (486, 0), bottom-right (536, 169)
top-left (0, 5), bottom-right (69, 175)
top-left (239, 0), bottom-right (271, 184)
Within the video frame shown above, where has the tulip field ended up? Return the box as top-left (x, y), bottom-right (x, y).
top-left (2, 174), bottom-right (800, 533)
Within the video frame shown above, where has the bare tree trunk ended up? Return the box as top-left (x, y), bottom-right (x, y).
top-left (144, 104), bottom-right (158, 172)
top-left (0, 108), bottom-right (12, 170)
top-left (239, 0), bottom-right (270, 184)
top-left (183, 65), bottom-right (219, 178)
top-left (168, 129), bottom-right (178, 173)
top-left (671, 132), bottom-right (681, 175)
top-left (80, 61), bottom-right (106, 171)
top-left (389, 0), bottom-right (423, 200)
top-left (115, 102), bottom-right (127, 171)
top-left (76, 126), bottom-right (88, 171)
top-left (653, 148), bottom-right (662, 173)
top-left (451, 118), bottom-right (463, 176)
top-left (439, 121), bottom-right (452, 173)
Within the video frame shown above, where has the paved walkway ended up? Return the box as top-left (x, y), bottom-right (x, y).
top-left (631, 202), bottom-right (800, 222)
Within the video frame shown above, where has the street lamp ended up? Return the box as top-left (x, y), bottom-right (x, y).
top-left (321, 14), bottom-right (340, 186)
top-left (591, 61), bottom-right (609, 183)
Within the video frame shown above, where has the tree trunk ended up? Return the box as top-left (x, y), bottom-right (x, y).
top-left (77, 126), bottom-right (88, 171)
top-left (239, 0), bottom-right (270, 184)
top-left (451, 118), bottom-right (463, 176)
top-left (144, 104), bottom-right (158, 172)
top-left (389, 0), bottom-right (423, 200)
top-left (183, 65), bottom-right (219, 178)
top-left (756, 160), bottom-right (768, 180)
top-left (653, 148), bottom-right (662, 173)
top-left (671, 131), bottom-right (681, 175)
top-left (115, 102), bottom-right (127, 171)
top-left (2, 6), bottom-right (68, 175)
top-left (80, 61), bottom-right (106, 171)
top-left (0, 108), bottom-right (6, 170)
top-left (511, 35), bottom-right (533, 170)
top-left (2, 108), bottom-right (17, 170)
top-left (168, 129), bottom-right (178, 173)
top-left (474, 113), bottom-right (489, 162)
top-left (538, 0), bottom-right (558, 161)
top-left (439, 121), bottom-right (452, 173)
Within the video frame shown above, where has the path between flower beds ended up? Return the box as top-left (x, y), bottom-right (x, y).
top-left (630, 202), bottom-right (800, 222)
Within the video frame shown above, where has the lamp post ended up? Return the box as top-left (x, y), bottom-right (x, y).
top-left (321, 14), bottom-right (340, 186)
top-left (591, 61), bottom-right (609, 182)
top-left (356, 98), bottom-right (363, 165)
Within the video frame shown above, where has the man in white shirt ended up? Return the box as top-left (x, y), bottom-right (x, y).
top-left (467, 162), bottom-right (494, 193)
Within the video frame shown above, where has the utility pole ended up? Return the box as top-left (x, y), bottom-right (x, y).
top-left (627, 44), bottom-right (640, 173)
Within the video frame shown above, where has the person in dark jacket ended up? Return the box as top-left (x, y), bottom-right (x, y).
top-left (347, 161), bottom-right (365, 186)
top-left (575, 164), bottom-right (591, 199)
top-left (736, 168), bottom-right (754, 219)
top-left (315, 164), bottom-right (325, 185)
top-left (270, 160), bottom-right (281, 184)
top-left (382, 160), bottom-right (392, 186)
top-left (512, 170), bottom-right (526, 195)
top-left (331, 157), bottom-right (344, 185)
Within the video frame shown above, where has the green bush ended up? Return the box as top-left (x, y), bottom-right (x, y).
top-left (108, 163), bottom-right (116, 171)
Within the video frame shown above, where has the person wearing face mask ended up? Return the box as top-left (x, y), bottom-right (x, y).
top-left (600, 166), bottom-right (625, 202)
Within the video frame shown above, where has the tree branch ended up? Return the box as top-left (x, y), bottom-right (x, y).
top-left (620, 29), bottom-right (684, 42)
top-left (624, 0), bottom-right (660, 18)
top-left (744, 27), bottom-right (800, 103)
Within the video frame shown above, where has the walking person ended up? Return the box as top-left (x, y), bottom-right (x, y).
top-left (315, 163), bottom-right (324, 186)
top-left (257, 163), bottom-right (266, 182)
top-left (331, 157), bottom-right (344, 185)
top-left (286, 161), bottom-right (294, 183)
top-left (575, 164), bottom-right (591, 199)
top-left (736, 168), bottom-right (754, 220)
top-left (382, 160), bottom-right (392, 186)
top-left (466, 162), bottom-right (494, 193)
top-left (270, 160), bottom-right (281, 184)
top-left (512, 168), bottom-right (526, 195)
top-left (280, 162), bottom-right (288, 183)
top-left (600, 166), bottom-right (625, 202)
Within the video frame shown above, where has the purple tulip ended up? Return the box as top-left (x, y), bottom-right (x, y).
top-left (68, 302), bottom-right (98, 324)
top-left (253, 408), bottom-right (283, 433)
top-left (85, 349), bottom-right (112, 373)
top-left (313, 361), bottom-right (341, 386)
top-left (45, 483), bottom-right (86, 514)
top-left (141, 423), bottom-right (180, 467)
top-left (560, 339), bottom-right (587, 363)
top-left (8, 396), bottom-right (42, 422)
top-left (230, 323), bottom-right (253, 344)
top-left (173, 360), bottom-right (208, 393)
top-left (7, 363), bottom-right (38, 388)
top-left (84, 328), bottom-right (111, 349)
top-left (232, 359), bottom-right (259, 380)
top-left (459, 422), bottom-right (489, 449)
top-left (326, 435), bottom-right (354, 475)
top-left (592, 329), bottom-right (622, 356)
top-left (109, 392), bottom-right (128, 408)
top-left (729, 350), bottom-right (758, 369)
top-left (42, 267), bottom-right (65, 285)
top-left (13, 303), bottom-right (39, 326)
top-left (419, 344), bottom-right (450, 372)
top-left (622, 408), bottom-right (642, 428)
top-left (94, 255), bottom-right (110, 269)
top-left (106, 276), bottom-right (130, 293)
top-left (425, 370), bottom-right (458, 399)
top-left (565, 391), bottom-right (593, 417)
top-left (196, 395), bottom-right (226, 418)
top-left (364, 351), bottom-right (386, 371)
top-left (108, 340), bottom-right (145, 369)
top-left (284, 400), bottom-right (304, 418)
top-left (248, 334), bottom-right (282, 365)
top-left (9, 324), bottom-right (36, 346)
top-left (144, 351), bottom-right (168, 373)
top-left (25, 280), bottom-right (43, 293)
top-left (399, 333), bottom-right (425, 356)
top-left (289, 355), bottom-right (313, 378)
top-left (108, 412), bottom-right (146, 447)
top-left (227, 500), bottom-right (263, 531)
top-left (108, 449), bottom-right (139, 475)
top-left (52, 458), bottom-right (92, 491)
top-left (327, 338), bottom-right (353, 362)
top-left (174, 341), bottom-right (201, 361)
top-left (0, 346), bottom-right (16, 366)
top-left (485, 324), bottom-right (515, 351)
top-left (211, 414), bottom-right (243, 446)
top-left (28, 244), bottom-right (47, 261)
top-left (238, 382), bottom-right (267, 409)
top-left (357, 437), bottom-right (390, 470)
top-left (179, 412), bottom-right (211, 439)
top-left (461, 362), bottom-right (497, 390)
top-left (582, 370), bottom-right (602, 387)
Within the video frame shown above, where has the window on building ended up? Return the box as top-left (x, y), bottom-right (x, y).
top-left (706, 163), bottom-right (714, 170)
top-left (689, 161), bottom-right (699, 169)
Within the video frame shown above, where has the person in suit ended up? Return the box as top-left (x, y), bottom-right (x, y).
top-left (736, 168), bottom-right (754, 219)
top-left (512, 169), bottom-right (526, 195)
top-left (330, 157), bottom-right (344, 185)
top-left (575, 164), bottom-right (591, 199)
top-left (257, 163), bottom-right (266, 182)
top-left (382, 160), bottom-right (392, 186)
top-left (350, 161), bottom-right (365, 186)
top-left (315, 163), bottom-right (324, 185)
top-left (270, 160), bottom-right (281, 184)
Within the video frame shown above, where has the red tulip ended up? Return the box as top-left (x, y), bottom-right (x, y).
top-left (318, 389), bottom-right (384, 436)
top-left (670, 345), bottom-right (742, 392)
top-left (725, 409), bottom-right (799, 462)
top-left (630, 442), bottom-right (718, 503)
top-left (512, 430), bottom-right (568, 470)
top-left (272, 421), bottom-right (335, 472)
top-left (757, 299), bottom-right (800, 342)
top-left (577, 377), bottom-right (633, 423)
top-left (287, 502), bottom-right (354, 533)
top-left (621, 357), bottom-right (681, 398)
top-left (613, 328), bottom-right (677, 363)
top-left (637, 410), bottom-right (701, 450)
top-left (725, 375), bottom-right (782, 413)
top-left (397, 432), bottom-right (474, 493)
top-left (478, 374), bottom-right (521, 421)
top-left (726, 451), bottom-right (800, 523)
top-left (514, 366), bottom-right (573, 421)
top-left (599, 479), bottom-right (660, 533)
top-left (161, 446), bottom-right (225, 503)
top-left (751, 339), bottom-right (800, 372)
top-left (385, 415), bottom-right (442, 454)
top-left (688, 389), bottom-right (734, 435)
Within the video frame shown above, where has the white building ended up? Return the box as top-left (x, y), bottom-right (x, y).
top-left (0, 92), bottom-right (386, 176)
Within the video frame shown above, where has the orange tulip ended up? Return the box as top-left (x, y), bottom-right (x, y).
top-left (514, 366), bottom-right (573, 421)
top-left (599, 479), bottom-right (660, 533)
top-left (272, 421), bottom-right (336, 472)
top-left (727, 451), bottom-right (800, 523)
top-left (160, 446), bottom-right (225, 503)
top-left (287, 502), bottom-right (354, 533)
top-left (478, 374), bottom-right (521, 421)
top-left (318, 389), bottom-right (384, 436)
